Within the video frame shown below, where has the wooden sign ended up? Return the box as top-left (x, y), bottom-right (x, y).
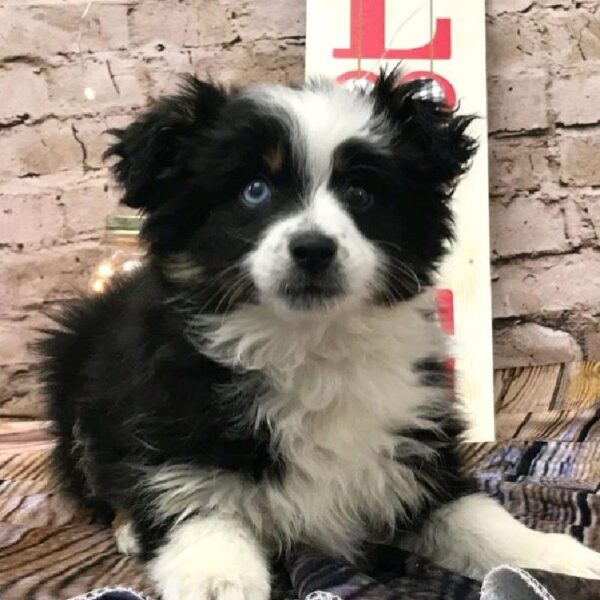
top-left (306, 0), bottom-right (494, 441)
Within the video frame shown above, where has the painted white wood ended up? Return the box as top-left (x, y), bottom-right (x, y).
top-left (305, 0), bottom-right (494, 441)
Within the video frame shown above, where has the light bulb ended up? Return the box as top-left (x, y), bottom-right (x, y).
top-left (97, 262), bottom-right (114, 278)
top-left (91, 279), bottom-right (105, 293)
top-left (83, 86), bottom-right (96, 100)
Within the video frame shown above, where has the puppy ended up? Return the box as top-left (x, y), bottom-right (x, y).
top-left (39, 72), bottom-right (600, 600)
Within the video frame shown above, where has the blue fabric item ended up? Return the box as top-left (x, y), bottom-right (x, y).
top-left (69, 588), bottom-right (152, 600)
top-left (90, 594), bottom-right (144, 600)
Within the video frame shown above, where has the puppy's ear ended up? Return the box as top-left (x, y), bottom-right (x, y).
top-left (372, 70), bottom-right (477, 199)
top-left (104, 75), bottom-right (226, 210)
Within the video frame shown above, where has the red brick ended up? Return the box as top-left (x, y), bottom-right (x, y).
top-left (45, 56), bottom-right (147, 117)
top-left (60, 180), bottom-right (120, 238)
top-left (0, 316), bottom-right (46, 367)
top-left (581, 314), bottom-right (600, 359)
top-left (559, 132), bottom-right (600, 186)
top-left (494, 323), bottom-right (582, 369)
top-left (1, 243), bottom-right (104, 311)
top-left (486, 15), bottom-right (544, 75)
top-left (488, 72), bottom-right (548, 133)
top-left (0, 4), bottom-right (129, 59)
top-left (551, 69), bottom-right (600, 126)
top-left (0, 66), bottom-right (49, 122)
top-left (68, 116), bottom-right (135, 171)
top-left (489, 138), bottom-right (553, 196)
top-left (492, 248), bottom-right (600, 318)
top-left (230, 0), bottom-right (305, 41)
top-left (586, 196), bottom-right (600, 244)
top-left (0, 120), bottom-right (81, 179)
top-left (133, 51), bottom-right (196, 99)
top-left (191, 38), bottom-right (304, 86)
top-left (0, 364), bottom-right (44, 419)
top-left (563, 201), bottom-right (588, 248)
top-left (541, 9), bottom-right (600, 68)
top-left (0, 193), bottom-right (64, 251)
top-left (129, 1), bottom-right (234, 50)
top-left (491, 197), bottom-right (569, 259)
top-left (486, 0), bottom-right (534, 16)
top-left (536, 0), bottom-right (572, 5)
top-left (0, 175), bottom-right (117, 249)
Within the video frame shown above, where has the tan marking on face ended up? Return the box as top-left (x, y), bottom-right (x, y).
top-left (264, 143), bottom-right (285, 174)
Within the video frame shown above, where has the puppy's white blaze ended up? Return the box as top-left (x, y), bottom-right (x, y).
top-left (246, 212), bottom-right (301, 301)
top-left (153, 294), bottom-right (452, 559)
top-left (250, 82), bottom-right (386, 185)
top-left (308, 188), bottom-right (380, 299)
top-left (150, 514), bottom-right (271, 600)
top-left (399, 493), bottom-right (600, 581)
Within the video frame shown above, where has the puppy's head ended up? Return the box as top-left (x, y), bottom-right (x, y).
top-left (106, 72), bottom-right (476, 315)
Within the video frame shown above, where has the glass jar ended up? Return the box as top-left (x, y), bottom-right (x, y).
top-left (89, 214), bottom-right (145, 294)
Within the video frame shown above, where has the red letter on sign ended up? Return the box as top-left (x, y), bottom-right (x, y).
top-left (333, 0), bottom-right (451, 60)
top-left (435, 288), bottom-right (455, 385)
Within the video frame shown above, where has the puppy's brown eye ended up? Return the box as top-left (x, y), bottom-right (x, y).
top-left (343, 185), bottom-right (373, 211)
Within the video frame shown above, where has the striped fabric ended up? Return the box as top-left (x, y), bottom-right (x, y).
top-left (2, 441), bottom-right (600, 599)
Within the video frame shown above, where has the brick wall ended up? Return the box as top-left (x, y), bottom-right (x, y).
top-left (487, 0), bottom-right (600, 367)
top-left (0, 0), bottom-right (598, 418)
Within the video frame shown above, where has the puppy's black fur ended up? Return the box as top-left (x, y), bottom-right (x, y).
top-left (39, 72), bottom-right (477, 563)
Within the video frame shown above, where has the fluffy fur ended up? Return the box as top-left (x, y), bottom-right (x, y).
top-left (39, 72), bottom-right (600, 600)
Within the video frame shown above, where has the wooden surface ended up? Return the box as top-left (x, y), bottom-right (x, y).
top-left (494, 362), bottom-right (600, 441)
top-left (0, 447), bottom-right (152, 599)
top-left (0, 423), bottom-right (151, 599)
top-left (0, 360), bottom-right (600, 598)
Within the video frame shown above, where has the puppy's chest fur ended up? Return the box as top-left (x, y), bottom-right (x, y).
top-left (154, 296), bottom-right (449, 557)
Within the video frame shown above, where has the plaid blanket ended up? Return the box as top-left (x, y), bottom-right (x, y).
top-left (68, 550), bottom-right (600, 600)
top-left (3, 440), bottom-right (600, 600)
top-left (63, 440), bottom-right (600, 600)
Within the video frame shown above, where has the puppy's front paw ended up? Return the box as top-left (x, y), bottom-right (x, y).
top-left (158, 571), bottom-right (270, 600)
top-left (150, 515), bottom-right (270, 600)
top-left (533, 533), bottom-right (600, 580)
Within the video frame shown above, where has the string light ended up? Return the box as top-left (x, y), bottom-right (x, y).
top-left (97, 262), bottom-right (114, 279)
top-left (91, 278), bottom-right (106, 294)
top-left (83, 87), bottom-right (96, 100)
top-left (90, 254), bottom-right (144, 294)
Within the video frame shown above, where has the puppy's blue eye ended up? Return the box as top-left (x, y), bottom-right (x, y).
top-left (241, 179), bottom-right (271, 207)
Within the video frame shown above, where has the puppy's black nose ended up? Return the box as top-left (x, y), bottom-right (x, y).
top-left (289, 232), bottom-right (337, 273)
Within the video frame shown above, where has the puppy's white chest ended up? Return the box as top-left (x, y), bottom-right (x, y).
top-left (260, 355), bottom-right (433, 556)
top-left (196, 298), bottom-right (446, 556)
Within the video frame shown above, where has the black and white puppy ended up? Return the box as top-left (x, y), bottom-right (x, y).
top-left (40, 72), bottom-right (600, 600)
